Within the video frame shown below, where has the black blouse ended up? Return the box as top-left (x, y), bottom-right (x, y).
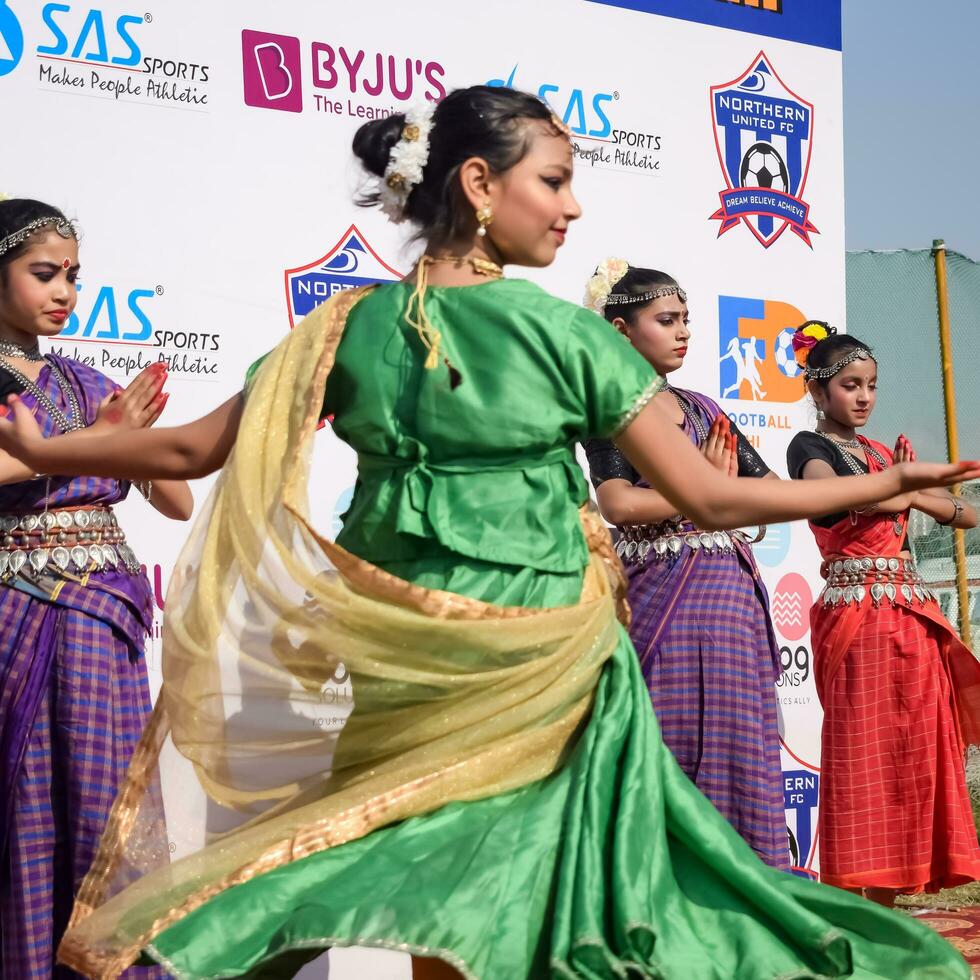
top-left (785, 431), bottom-right (865, 528)
top-left (0, 365), bottom-right (28, 402)
top-left (786, 431), bottom-right (909, 548)
top-left (584, 416), bottom-right (769, 491)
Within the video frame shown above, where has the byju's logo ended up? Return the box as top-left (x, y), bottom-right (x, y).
top-left (242, 30), bottom-right (445, 116)
top-left (285, 224), bottom-right (401, 328)
top-left (718, 295), bottom-right (807, 403)
top-left (710, 52), bottom-right (818, 248)
top-left (0, 1), bottom-right (24, 77)
top-left (242, 29), bottom-right (301, 113)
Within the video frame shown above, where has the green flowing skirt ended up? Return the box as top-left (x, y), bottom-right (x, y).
top-left (140, 553), bottom-right (966, 979)
top-left (143, 643), bottom-right (965, 978)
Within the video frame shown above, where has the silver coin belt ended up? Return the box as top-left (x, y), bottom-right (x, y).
top-left (615, 525), bottom-right (748, 565)
top-left (819, 556), bottom-right (936, 609)
top-left (0, 507), bottom-right (141, 581)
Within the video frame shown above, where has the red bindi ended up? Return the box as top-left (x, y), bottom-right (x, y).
top-left (62, 258), bottom-right (71, 270)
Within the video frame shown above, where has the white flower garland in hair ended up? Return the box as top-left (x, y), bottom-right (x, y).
top-left (583, 257), bottom-right (630, 314)
top-left (379, 101), bottom-right (437, 224)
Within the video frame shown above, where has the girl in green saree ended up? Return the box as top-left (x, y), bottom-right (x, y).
top-left (0, 85), bottom-right (977, 980)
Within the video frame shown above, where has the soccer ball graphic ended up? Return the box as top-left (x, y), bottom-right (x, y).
top-left (740, 142), bottom-right (789, 193)
top-left (774, 327), bottom-right (802, 378)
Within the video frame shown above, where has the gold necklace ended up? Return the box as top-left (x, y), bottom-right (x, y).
top-left (422, 254), bottom-right (503, 278)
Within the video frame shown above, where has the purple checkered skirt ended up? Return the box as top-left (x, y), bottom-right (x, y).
top-left (0, 356), bottom-right (165, 977)
top-left (0, 574), bottom-right (165, 979)
top-left (627, 540), bottom-right (789, 870)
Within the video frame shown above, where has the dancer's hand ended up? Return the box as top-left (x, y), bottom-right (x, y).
top-left (92, 362), bottom-right (169, 432)
top-left (893, 433), bottom-right (917, 464)
top-left (702, 416), bottom-right (735, 474)
top-left (895, 460), bottom-right (980, 492)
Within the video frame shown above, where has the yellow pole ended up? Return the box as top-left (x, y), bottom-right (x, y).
top-left (933, 239), bottom-right (972, 649)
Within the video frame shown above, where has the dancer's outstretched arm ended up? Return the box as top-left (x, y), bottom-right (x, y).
top-left (616, 399), bottom-right (980, 531)
top-left (0, 392), bottom-right (244, 481)
top-left (0, 393), bottom-right (976, 527)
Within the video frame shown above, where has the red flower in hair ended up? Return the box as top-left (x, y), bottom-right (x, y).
top-left (792, 322), bottom-right (831, 367)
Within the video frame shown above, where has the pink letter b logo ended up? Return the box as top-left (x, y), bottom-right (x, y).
top-left (242, 30), bottom-right (302, 113)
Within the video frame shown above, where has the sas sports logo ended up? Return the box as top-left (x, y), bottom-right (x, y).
top-left (284, 224), bottom-right (401, 328)
top-left (0, 1), bottom-right (23, 76)
top-left (710, 51), bottom-right (818, 248)
top-left (718, 295), bottom-right (808, 403)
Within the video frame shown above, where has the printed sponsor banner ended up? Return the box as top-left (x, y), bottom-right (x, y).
top-left (3, 1), bottom-right (843, 973)
top-left (585, 0), bottom-right (842, 51)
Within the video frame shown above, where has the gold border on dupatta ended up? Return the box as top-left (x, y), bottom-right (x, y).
top-left (59, 286), bottom-right (625, 979)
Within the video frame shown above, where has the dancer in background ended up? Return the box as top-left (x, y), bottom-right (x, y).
top-left (787, 321), bottom-right (980, 906)
top-left (0, 91), bottom-right (976, 980)
top-left (0, 197), bottom-right (192, 978)
top-left (583, 259), bottom-right (788, 870)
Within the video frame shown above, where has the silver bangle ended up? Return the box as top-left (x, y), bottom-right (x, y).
top-left (938, 496), bottom-right (963, 527)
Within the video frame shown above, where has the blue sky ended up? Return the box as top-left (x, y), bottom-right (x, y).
top-left (843, 1), bottom-right (980, 258)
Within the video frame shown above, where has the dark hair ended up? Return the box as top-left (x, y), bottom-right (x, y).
top-left (0, 198), bottom-right (75, 275)
top-left (602, 265), bottom-right (681, 325)
top-left (352, 85), bottom-right (559, 245)
top-left (794, 321), bottom-right (875, 388)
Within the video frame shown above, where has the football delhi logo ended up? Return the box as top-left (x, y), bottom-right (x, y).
top-left (710, 52), bottom-right (819, 249)
top-left (284, 224), bottom-right (402, 328)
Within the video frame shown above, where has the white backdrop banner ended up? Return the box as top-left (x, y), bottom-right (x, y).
top-left (1, 0), bottom-right (842, 974)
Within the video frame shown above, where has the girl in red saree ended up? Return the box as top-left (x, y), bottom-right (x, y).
top-left (787, 322), bottom-right (980, 907)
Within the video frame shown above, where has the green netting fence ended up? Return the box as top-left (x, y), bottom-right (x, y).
top-left (846, 246), bottom-right (980, 651)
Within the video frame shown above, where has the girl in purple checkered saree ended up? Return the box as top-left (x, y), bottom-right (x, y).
top-left (583, 260), bottom-right (789, 870)
top-left (0, 199), bottom-right (192, 978)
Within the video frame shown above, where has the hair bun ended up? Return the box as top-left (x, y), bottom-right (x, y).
top-left (352, 114), bottom-right (407, 178)
top-left (791, 320), bottom-right (836, 367)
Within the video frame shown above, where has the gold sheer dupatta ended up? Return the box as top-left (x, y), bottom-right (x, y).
top-left (59, 288), bottom-right (626, 979)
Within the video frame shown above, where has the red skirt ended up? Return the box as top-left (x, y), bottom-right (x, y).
top-left (817, 602), bottom-right (980, 891)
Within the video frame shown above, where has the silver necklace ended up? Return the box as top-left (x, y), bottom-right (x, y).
top-left (0, 355), bottom-right (85, 433)
top-left (667, 386), bottom-right (709, 443)
top-left (816, 429), bottom-right (861, 450)
top-left (816, 431), bottom-right (900, 534)
top-left (0, 338), bottom-right (43, 362)
top-left (815, 430), bottom-right (887, 473)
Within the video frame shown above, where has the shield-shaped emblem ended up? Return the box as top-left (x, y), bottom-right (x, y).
top-left (710, 52), bottom-right (819, 249)
top-left (284, 224), bottom-right (402, 329)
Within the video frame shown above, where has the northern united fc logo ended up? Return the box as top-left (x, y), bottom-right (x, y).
top-left (284, 224), bottom-right (401, 328)
top-left (710, 51), bottom-right (818, 248)
top-left (783, 765), bottom-right (819, 879)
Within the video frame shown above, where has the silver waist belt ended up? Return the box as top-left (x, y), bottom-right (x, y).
top-left (820, 556), bottom-right (935, 608)
top-left (615, 527), bottom-right (747, 565)
top-left (0, 506), bottom-right (141, 580)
